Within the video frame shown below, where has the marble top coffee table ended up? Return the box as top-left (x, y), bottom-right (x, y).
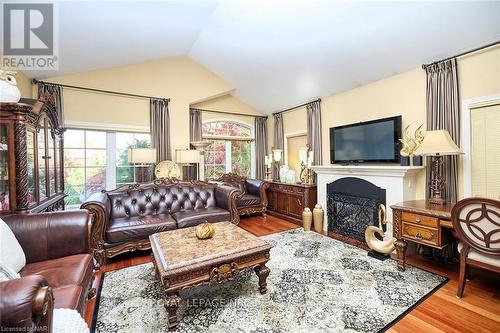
top-left (150, 221), bottom-right (272, 329)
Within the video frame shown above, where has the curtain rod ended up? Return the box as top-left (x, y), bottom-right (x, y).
top-left (190, 107), bottom-right (268, 119)
top-left (32, 79), bottom-right (170, 102)
top-left (272, 98), bottom-right (321, 116)
top-left (421, 40), bottom-right (500, 69)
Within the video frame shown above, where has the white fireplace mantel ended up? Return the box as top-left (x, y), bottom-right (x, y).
top-left (311, 165), bottom-right (423, 178)
top-left (310, 165), bottom-right (425, 233)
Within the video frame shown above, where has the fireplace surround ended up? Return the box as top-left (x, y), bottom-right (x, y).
top-left (311, 165), bottom-right (424, 237)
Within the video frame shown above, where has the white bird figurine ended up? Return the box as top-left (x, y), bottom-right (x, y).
top-left (0, 70), bottom-right (21, 103)
top-left (365, 204), bottom-right (395, 255)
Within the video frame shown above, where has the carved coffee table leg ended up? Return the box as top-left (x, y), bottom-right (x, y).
top-left (164, 293), bottom-right (181, 329)
top-left (254, 264), bottom-right (270, 294)
top-left (394, 239), bottom-right (408, 271)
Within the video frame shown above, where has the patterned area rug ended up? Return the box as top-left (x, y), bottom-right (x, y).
top-left (93, 228), bottom-right (446, 333)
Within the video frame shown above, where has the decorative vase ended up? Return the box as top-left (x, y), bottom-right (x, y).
top-left (302, 208), bottom-right (312, 231)
top-left (195, 222), bottom-right (215, 240)
top-left (313, 204), bottom-right (324, 233)
top-left (412, 155), bottom-right (423, 166)
top-left (279, 166), bottom-right (289, 182)
top-left (400, 156), bottom-right (410, 166)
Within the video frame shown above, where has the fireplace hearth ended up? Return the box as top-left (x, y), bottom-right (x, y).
top-left (327, 177), bottom-right (386, 242)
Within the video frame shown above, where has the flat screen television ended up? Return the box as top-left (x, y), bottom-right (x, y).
top-left (330, 116), bottom-right (402, 164)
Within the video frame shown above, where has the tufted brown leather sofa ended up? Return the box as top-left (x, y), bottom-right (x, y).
top-left (0, 210), bottom-right (95, 332)
top-left (213, 173), bottom-right (270, 217)
top-left (81, 179), bottom-right (241, 268)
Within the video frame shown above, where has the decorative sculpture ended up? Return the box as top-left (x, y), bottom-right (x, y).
top-left (365, 204), bottom-right (395, 260)
top-left (195, 222), bottom-right (215, 240)
top-left (0, 70), bottom-right (21, 103)
top-left (399, 124), bottom-right (424, 166)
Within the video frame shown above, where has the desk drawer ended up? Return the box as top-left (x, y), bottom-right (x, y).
top-left (402, 222), bottom-right (440, 247)
top-left (402, 212), bottom-right (439, 228)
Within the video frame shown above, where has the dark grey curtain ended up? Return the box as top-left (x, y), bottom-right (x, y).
top-left (273, 113), bottom-right (284, 167)
top-left (38, 82), bottom-right (63, 126)
top-left (189, 108), bottom-right (203, 143)
top-left (187, 108), bottom-right (203, 180)
top-left (425, 58), bottom-right (460, 203)
top-left (254, 117), bottom-right (268, 179)
top-left (306, 100), bottom-right (322, 165)
top-left (150, 98), bottom-right (171, 162)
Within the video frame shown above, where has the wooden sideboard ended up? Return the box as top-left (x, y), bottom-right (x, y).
top-left (266, 182), bottom-right (317, 225)
top-left (391, 200), bottom-right (454, 271)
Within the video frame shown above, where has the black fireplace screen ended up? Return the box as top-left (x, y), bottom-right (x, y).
top-left (327, 177), bottom-right (386, 242)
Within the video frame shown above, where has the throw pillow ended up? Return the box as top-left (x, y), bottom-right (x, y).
top-left (53, 308), bottom-right (89, 333)
top-left (0, 262), bottom-right (20, 282)
top-left (0, 218), bottom-right (26, 273)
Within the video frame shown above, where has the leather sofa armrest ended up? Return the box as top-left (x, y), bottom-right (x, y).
top-left (3, 210), bottom-right (92, 264)
top-left (246, 179), bottom-right (270, 207)
top-left (0, 275), bottom-right (54, 332)
top-left (81, 192), bottom-right (111, 269)
top-left (215, 185), bottom-right (242, 225)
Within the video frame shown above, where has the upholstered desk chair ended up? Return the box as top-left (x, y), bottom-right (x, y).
top-left (451, 197), bottom-right (500, 298)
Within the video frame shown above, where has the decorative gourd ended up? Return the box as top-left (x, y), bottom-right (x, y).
top-left (195, 222), bottom-right (215, 240)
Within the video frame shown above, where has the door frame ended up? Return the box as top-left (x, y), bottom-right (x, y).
top-left (461, 93), bottom-right (500, 197)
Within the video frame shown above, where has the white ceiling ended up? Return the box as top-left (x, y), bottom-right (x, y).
top-left (30, 1), bottom-right (500, 114)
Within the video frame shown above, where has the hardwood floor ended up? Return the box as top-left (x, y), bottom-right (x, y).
top-left (84, 215), bottom-right (500, 332)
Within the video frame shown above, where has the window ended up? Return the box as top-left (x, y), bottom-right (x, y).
top-left (115, 132), bottom-right (152, 187)
top-left (63, 129), bottom-right (151, 208)
top-left (202, 121), bottom-right (254, 179)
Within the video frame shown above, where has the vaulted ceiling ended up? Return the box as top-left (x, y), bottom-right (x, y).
top-left (30, 1), bottom-right (500, 114)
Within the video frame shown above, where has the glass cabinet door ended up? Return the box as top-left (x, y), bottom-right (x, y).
top-left (26, 129), bottom-right (37, 205)
top-left (38, 119), bottom-right (47, 201)
top-left (47, 124), bottom-right (56, 196)
top-left (0, 124), bottom-right (10, 212)
top-left (55, 138), bottom-right (61, 193)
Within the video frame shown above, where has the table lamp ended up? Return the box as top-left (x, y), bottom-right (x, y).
top-left (176, 149), bottom-right (200, 180)
top-left (128, 148), bottom-right (156, 183)
top-left (271, 148), bottom-right (282, 182)
top-left (414, 130), bottom-right (463, 204)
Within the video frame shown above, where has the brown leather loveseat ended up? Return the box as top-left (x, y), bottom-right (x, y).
top-left (81, 179), bottom-right (241, 268)
top-left (0, 210), bottom-right (94, 332)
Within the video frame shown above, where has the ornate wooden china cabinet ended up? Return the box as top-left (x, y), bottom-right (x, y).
top-left (0, 93), bottom-right (65, 214)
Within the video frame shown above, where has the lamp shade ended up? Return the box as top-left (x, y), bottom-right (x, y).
top-left (272, 149), bottom-right (282, 162)
top-left (176, 149), bottom-right (200, 164)
top-left (414, 130), bottom-right (463, 156)
top-left (128, 148), bottom-right (156, 164)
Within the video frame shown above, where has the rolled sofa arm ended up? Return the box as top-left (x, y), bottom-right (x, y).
top-left (215, 185), bottom-right (242, 225)
top-left (0, 275), bottom-right (53, 332)
top-left (246, 179), bottom-right (270, 208)
top-left (81, 191), bottom-right (111, 269)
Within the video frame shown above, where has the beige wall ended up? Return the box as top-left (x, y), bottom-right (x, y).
top-left (44, 57), bottom-right (235, 154)
top-left (274, 45), bottom-right (500, 200)
top-left (192, 93), bottom-right (264, 127)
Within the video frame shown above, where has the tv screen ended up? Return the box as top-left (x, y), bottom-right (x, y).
top-left (330, 116), bottom-right (401, 164)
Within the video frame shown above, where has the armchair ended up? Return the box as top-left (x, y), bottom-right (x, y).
top-left (0, 210), bottom-right (95, 332)
top-left (451, 197), bottom-right (500, 298)
top-left (216, 173), bottom-right (270, 217)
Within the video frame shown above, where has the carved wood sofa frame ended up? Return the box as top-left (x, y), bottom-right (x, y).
top-left (81, 178), bottom-right (241, 269)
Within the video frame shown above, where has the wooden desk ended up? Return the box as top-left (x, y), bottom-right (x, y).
top-left (391, 200), bottom-right (454, 271)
